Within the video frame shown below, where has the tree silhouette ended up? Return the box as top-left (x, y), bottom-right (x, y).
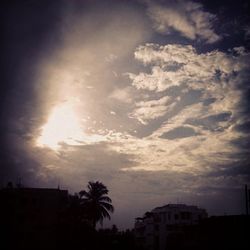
top-left (79, 181), bottom-right (114, 229)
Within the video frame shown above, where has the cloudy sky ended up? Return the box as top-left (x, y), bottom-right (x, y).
top-left (1, 0), bottom-right (250, 229)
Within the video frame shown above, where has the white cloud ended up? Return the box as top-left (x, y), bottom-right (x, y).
top-left (136, 96), bottom-right (170, 107)
top-left (109, 87), bottom-right (133, 103)
top-left (129, 96), bottom-right (176, 124)
top-left (147, 0), bottom-right (221, 43)
top-left (129, 43), bottom-right (249, 97)
top-left (105, 53), bottom-right (118, 63)
top-left (150, 102), bottom-right (205, 138)
top-left (121, 42), bottom-right (250, 176)
top-left (128, 66), bottom-right (185, 92)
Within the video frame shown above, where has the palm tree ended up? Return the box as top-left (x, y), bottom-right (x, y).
top-left (79, 181), bottom-right (114, 229)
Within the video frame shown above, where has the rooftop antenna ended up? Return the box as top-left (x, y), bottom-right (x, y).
top-left (57, 179), bottom-right (60, 190)
top-left (16, 176), bottom-right (22, 188)
top-left (248, 189), bottom-right (250, 214)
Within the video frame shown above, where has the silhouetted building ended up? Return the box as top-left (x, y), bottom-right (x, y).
top-left (0, 186), bottom-right (68, 250)
top-left (197, 215), bottom-right (249, 249)
top-left (134, 204), bottom-right (207, 250)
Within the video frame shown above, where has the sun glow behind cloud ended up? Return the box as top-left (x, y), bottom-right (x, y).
top-left (36, 98), bottom-right (107, 150)
top-left (36, 101), bottom-right (85, 149)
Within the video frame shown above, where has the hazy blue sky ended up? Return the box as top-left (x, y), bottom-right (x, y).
top-left (1, 0), bottom-right (250, 229)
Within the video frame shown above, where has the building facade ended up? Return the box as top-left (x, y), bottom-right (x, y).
top-left (0, 186), bottom-right (69, 249)
top-left (135, 204), bottom-right (207, 250)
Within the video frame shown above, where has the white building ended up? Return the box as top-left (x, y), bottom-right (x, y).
top-left (135, 204), bottom-right (207, 250)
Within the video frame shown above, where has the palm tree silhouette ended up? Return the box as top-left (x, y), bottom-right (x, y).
top-left (79, 181), bottom-right (114, 229)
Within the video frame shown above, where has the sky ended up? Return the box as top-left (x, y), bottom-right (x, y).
top-left (1, 0), bottom-right (250, 229)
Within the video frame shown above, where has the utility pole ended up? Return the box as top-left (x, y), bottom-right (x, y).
top-left (248, 189), bottom-right (250, 215)
top-left (245, 184), bottom-right (249, 216)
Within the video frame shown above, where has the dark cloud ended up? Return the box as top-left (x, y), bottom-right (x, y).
top-left (197, 0), bottom-right (250, 52)
top-left (202, 97), bottom-right (217, 106)
top-left (0, 0), bottom-right (65, 188)
top-left (230, 136), bottom-right (250, 154)
top-left (192, 184), bottom-right (246, 215)
top-left (234, 121), bottom-right (250, 134)
top-left (134, 88), bottom-right (203, 138)
top-left (160, 126), bottom-right (200, 140)
top-left (186, 112), bottom-right (232, 131)
top-left (0, 133), bottom-right (49, 188)
top-left (208, 162), bottom-right (250, 179)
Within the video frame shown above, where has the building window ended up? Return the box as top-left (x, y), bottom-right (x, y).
top-left (154, 215), bottom-right (161, 223)
top-left (174, 214), bottom-right (179, 220)
top-left (181, 212), bottom-right (191, 220)
top-left (168, 212), bottom-right (171, 220)
top-left (162, 212), bottom-right (166, 222)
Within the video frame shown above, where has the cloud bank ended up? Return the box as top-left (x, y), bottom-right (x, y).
top-left (147, 0), bottom-right (221, 43)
